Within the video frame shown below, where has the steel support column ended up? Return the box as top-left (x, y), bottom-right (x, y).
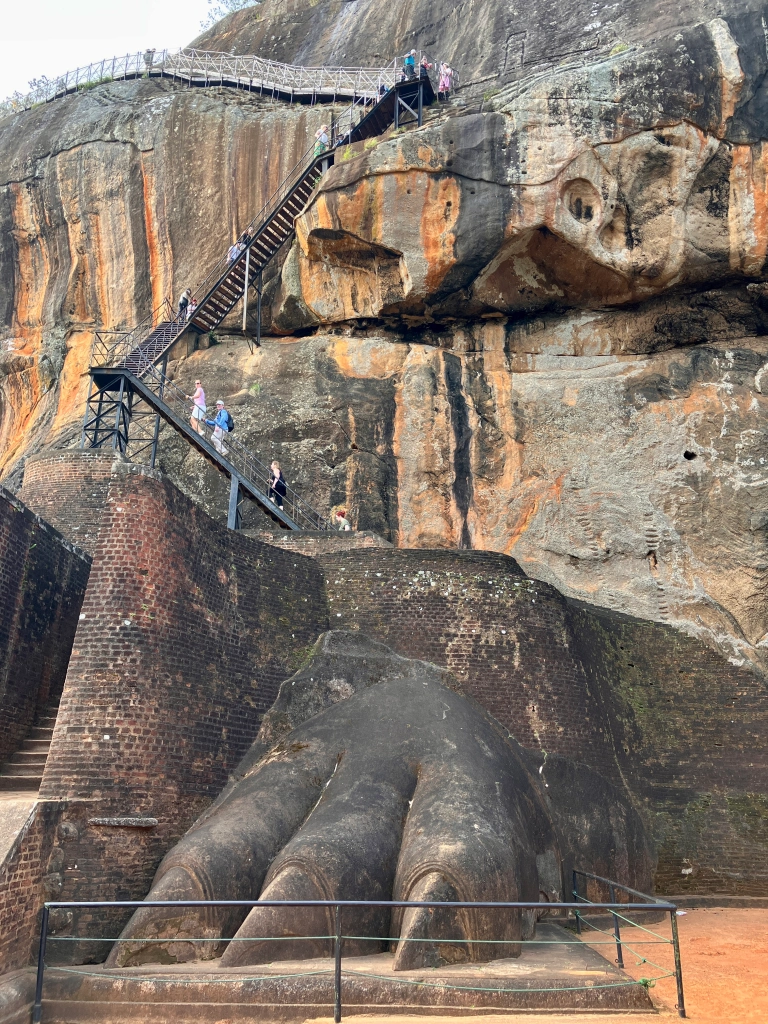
top-left (228, 473), bottom-right (244, 530)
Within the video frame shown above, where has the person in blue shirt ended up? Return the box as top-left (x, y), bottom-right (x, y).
top-left (403, 49), bottom-right (417, 79)
top-left (205, 399), bottom-right (230, 455)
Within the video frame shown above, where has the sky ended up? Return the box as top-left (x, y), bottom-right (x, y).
top-left (1, 1), bottom-right (218, 100)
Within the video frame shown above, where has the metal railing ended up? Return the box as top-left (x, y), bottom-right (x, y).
top-left (87, 87), bottom-right (380, 376)
top-left (572, 869), bottom-right (686, 1018)
top-left (32, 883), bottom-right (685, 1023)
top-left (108, 354), bottom-right (331, 531)
top-left (1, 46), bottom-right (458, 118)
top-left (0, 47), bottom-right (405, 116)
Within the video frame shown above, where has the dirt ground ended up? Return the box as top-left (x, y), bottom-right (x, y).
top-left (305, 909), bottom-right (768, 1024)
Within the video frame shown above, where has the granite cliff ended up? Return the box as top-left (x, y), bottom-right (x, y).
top-left (1, 0), bottom-right (767, 671)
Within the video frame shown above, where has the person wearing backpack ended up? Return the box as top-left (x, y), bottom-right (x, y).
top-left (205, 399), bottom-right (233, 456)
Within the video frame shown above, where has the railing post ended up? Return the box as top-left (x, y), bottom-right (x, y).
top-left (242, 244), bottom-right (250, 333)
top-left (670, 909), bottom-right (686, 1018)
top-left (572, 869), bottom-right (581, 934)
top-left (150, 355), bottom-right (167, 468)
top-left (228, 474), bottom-right (242, 530)
top-left (112, 375), bottom-right (126, 451)
top-left (80, 376), bottom-right (95, 448)
top-left (256, 269), bottom-right (262, 349)
top-left (608, 883), bottom-right (624, 968)
top-left (32, 904), bottom-right (49, 1024)
top-left (334, 903), bottom-right (342, 1023)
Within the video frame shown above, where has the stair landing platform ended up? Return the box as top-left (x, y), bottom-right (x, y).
top-left (36, 923), bottom-right (653, 1022)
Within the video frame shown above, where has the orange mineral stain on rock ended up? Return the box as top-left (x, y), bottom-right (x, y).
top-left (392, 345), bottom-right (463, 548)
top-left (729, 143), bottom-right (768, 275)
top-left (328, 337), bottom-right (407, 380)
top-left (140, 150), bottom-right (173, 312)
top-left (8, 182), bottom-right (50, 350)
top-left (420, 175), bottom-right (459, 294)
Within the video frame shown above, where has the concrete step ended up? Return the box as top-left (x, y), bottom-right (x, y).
top-left (0, 776), bottom-right (40, 791)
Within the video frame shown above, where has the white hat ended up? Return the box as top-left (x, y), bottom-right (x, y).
top-left (216, 399), bottom-right (224, 406)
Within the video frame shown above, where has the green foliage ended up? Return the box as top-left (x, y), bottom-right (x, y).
top-left (364, 137), bottom-right (378, 150)
top-left (610, 41), bottom-right (630, 56)
top-left (248, 381), bottom-right (261, 396)
top-left (77, 76), bottom-right (113, 92)
top-left (201, 0), bottom-right (259, 31)
top-left (483, 87), bottom-right (499, 102)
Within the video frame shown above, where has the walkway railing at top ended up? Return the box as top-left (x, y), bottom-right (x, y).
top-left (0, 47), bottom-right (406, 116)
top-left (31, 877), bottom-right (686, 1024)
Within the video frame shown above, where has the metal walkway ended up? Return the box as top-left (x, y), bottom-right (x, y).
top-left (1, 47), bottom-right (436, 116)
top-left (81, 73), bottom-right (436, 531)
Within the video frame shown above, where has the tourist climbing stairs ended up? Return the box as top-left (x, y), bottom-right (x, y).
top-left (83, 57), bottom-right (437, 530)
top-left (0, 697), bottom-right (59, 793)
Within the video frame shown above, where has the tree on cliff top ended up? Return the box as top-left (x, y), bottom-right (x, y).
top-left (201, 0), bottom-right (258, 31)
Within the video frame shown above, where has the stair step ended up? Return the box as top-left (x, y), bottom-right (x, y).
top-left (8, 751), bottom-right (48, 765)
top-left (1, 763), bottom-right (45, 777)
top-left (0, 776), bottom-right (40, 791)
top-left (22, 739), bottom-right (52, 752)
top-left (29, 726), bottom-right (54, 740)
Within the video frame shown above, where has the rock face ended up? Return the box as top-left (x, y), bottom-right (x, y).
top-left (110, 631), bottom-right (653, 969)
top-left (1, 1), bottom-right (767, 672)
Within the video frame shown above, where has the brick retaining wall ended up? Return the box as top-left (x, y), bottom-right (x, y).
top-left (20, 450), bottom-right (116, 555)
top-left (0, 487), bottom-right (90, 765)
top-left (36, 464), bottom-right (329, 959)
top-left (316, 548), bottom-right (768, 895)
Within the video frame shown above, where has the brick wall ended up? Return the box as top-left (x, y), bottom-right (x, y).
top-left (36, 464), bottom-right (329, 957)
top-left (252, 529), bottom-right (393, 556)
top-left (317, 548), bottom-right (619, 774)
top-left (0, 801), bottom-right (59, 974)
top-left (20, 450), bottom-right (117, 555)
top-left (316, 549), bottom-right (768, 895)
top-left (0, 487), bottom-right (91, 764)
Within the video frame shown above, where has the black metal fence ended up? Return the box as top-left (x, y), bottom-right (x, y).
top-left (32, 883), bottom-right (686, 1023)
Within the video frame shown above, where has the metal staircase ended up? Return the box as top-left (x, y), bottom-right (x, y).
top-left (81, 71), bottom-right (436, 531)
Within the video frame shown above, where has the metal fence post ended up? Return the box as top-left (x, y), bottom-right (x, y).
top-left (670, 909), bottom-right (686, 1018)
top-left (32, 905), bottom-right (49, 1024)
top-left (608, 883), bottom-right (624, 968)
top-left (572, 870), bottom-right (581, 934)
top-left (334, 903), bottom-right (342, 1023)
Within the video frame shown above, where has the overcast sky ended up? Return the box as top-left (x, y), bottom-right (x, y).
top-left (1, 1), bottom-right (217, 99)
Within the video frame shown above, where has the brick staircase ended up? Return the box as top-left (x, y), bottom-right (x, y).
top-left (0, 699), bottom-right (59, 793)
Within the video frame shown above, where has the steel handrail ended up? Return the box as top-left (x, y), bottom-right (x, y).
top-left (108, 354), bottom-right (331, 531)
top-left (88, 88), bottom-right (379, 372)
top-left (0, 48), bottom-right (401, 116)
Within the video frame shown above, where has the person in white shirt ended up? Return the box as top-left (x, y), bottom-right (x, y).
top-left (186, 380), bottom-right (206, 435)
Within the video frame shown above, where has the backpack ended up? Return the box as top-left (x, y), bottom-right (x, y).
top-left (225, 411), bottom-right (234, 433)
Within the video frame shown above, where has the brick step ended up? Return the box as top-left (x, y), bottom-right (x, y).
top-left (0, 762), bottom-right (45, 777)
top-left (0, 775), bottom-right (40, 791)
top-left (20, 739), bottom-right (51, 752)
top-left (6, 750), bottom-right (48, 766)
top-left (29, 726), bottom-right (54, 740)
